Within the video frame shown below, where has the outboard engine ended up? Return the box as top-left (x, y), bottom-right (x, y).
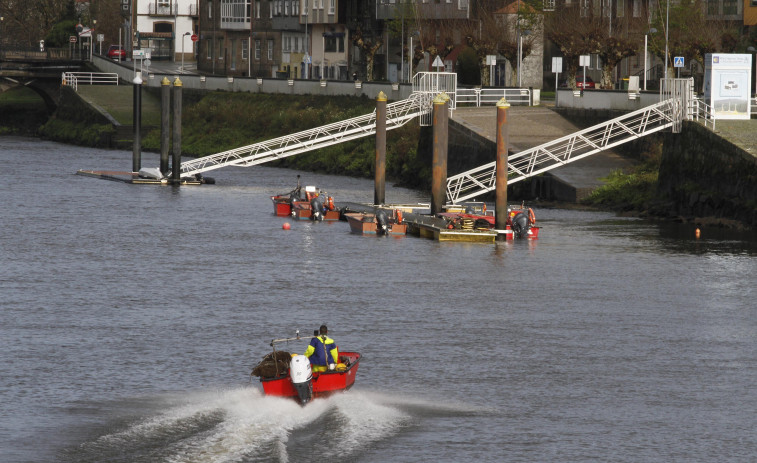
top-left (375, 209), bottom-right (389, 234)
top-left (310, 196), bottom-right (324, 221)
top-left (511, 212), bottom-right (530, 238)
top-left (289, 355), bottom-right (313, 405)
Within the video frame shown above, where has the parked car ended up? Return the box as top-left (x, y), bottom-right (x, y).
top-left (106, 45), bottom-right (126, 60)
top-left (559, 74), bottom-right (596, 89)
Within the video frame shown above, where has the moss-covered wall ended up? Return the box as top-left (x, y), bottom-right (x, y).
top-left (659, 122), bottom-right (757, 227)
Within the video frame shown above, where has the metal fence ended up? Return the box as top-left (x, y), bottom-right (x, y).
top-left (456, 87), bottom-right (532, 107)
top-left (62, 72), bottom-right (120, 91)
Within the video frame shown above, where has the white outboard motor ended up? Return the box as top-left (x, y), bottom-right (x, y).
top-left (289, 355), bottom-right (313, 405)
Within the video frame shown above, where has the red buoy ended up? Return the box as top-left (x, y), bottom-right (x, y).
top-left (282, 222), bottom-right (291, 230)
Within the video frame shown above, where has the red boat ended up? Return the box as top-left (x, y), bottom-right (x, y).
top-left (251, 331), bottom-right (361, 405)
top-left (271, 177), bottom-right (338, 221)
top-left (438, 202), bottom-right (539, 239)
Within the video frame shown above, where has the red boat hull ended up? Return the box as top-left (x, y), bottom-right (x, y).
top-left (260, 352), bottom-right (361, 400)
top-left (271, 195), bottom-right (292, 216)
top-left (292, 202), bottom-right (340, 221)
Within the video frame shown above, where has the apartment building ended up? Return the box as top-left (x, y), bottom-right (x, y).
top-left (127, 0), bottom-right (199, 61)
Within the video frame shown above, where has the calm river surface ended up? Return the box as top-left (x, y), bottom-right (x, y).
top-left (1, 136), bottom-right (756, 462)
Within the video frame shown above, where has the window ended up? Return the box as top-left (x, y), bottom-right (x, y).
top-left (207, 39), bottom-right (213, 58)
top-left (580, 0), bottom-right (589, 17)
top-left (616, 0), bottom-right (624, 17)
top-left (220, 0), bottom-right (250, 27)
top-left (209, 1), bottom-right (213, 18)
top-left (231, 40), bottom-right (237, 70)
top-left (255, 39), bottom-right (261, 59)
top-left (632, 0), bottom-right (641, 17)
top-left (242, 39), bottom-right (248, 59)
top-left (218, 37), bottom-right (224, 59)
top-left (269, 0), bottom-right (273, 17)
top-left (324, 34), bottom-right (344, 53)
top-left (329, 0), bottom-right (335, 13)
top-left (294, 36), bottom-right (299, 52)
top-left (723, 0), bottom-right (737, 14)
top-left (707, 0), bottom-right (718, 14)
top-left (267, 39), bottom-right (274, 60)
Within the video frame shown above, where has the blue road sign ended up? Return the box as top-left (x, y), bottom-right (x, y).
top-left (674, 56), bottom-right (684, 68)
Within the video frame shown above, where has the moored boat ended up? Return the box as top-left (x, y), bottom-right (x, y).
top-left (344, 209), bottom-right (406, 235)
top-left (438, 202), bottom-right (539, 239)
top-left (251, 331), bottom-right (361, 405)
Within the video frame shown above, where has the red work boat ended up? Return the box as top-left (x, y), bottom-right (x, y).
top-left (251, 331), bottom-right (361, 405)
top-left (438, 202), bottom-right (539, 239)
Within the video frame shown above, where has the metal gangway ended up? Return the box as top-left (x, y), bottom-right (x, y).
top-left (180, 72), bottom-right (457, 177)
top-left (446, 98), bottom-right (683, 204)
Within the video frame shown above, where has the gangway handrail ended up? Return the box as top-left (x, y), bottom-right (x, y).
top-left (179, 92), bottom-right (429, 177)
top-left (446, 98), bottom-right (679, 204)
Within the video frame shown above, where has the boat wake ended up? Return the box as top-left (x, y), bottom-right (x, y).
top-left (64, 387), bottom-right (424, 463)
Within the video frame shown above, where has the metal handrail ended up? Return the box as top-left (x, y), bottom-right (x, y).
top-left (446, 99), bottom-right (679, 204)
top-left (62, 72), bottom-right (119, 91)
top-left (457, 87), bottom-right (531, 107)
top-left (692, 98), bottom-right (716, 131)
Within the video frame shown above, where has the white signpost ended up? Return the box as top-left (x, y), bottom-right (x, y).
top-left (703, 53), bottom-right (752, 120)
top-left (432, 55), bottom-right (445, 72)
top-left (578, 55), bottom-right (590, 94)
top-left (552, 57), bottom-right (563, 106)
top-left (486, 55), bottom-right (496, 86)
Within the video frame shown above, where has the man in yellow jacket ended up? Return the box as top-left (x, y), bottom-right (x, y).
top-left (305, 325), bottom-right (338, 373)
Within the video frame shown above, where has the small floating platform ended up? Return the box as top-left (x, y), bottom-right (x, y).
top-left (76, 170), bottom-right (203, 185)
top-left (344, 212), bottom-right (407, 235)
top-left (416, 223), bottom-right (497, 242)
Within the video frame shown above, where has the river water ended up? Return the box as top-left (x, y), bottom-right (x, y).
top-left (1, 136), bottom-right (756, 462)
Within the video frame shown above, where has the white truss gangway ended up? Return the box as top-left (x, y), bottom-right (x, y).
top-left (179, 92), bottom-right (428, 177)
top-left (178, 72), bottom-right (457, 177)
top-left (446, 98), bottom-right (683, 204)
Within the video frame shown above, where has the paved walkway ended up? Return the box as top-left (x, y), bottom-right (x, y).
top-left (451, 105), bottom-right (636, 195)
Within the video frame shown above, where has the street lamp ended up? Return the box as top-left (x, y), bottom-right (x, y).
top-left (408, 30), bottom-right (419, 83)
top-left (748, 46), bottom-right (756, 97)
top-left (181, 31), bottom-right (191, 73)
top-left (644, 28), bottom-right (657, 91)
top-left (664, 0), bottom-right (669, 79)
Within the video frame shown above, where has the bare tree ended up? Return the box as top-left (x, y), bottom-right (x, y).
top-left (352, 26), bottom-right (383, 81)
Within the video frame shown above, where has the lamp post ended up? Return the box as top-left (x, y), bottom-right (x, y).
top-left (748, 46), bottom-right (756, 98)
top-left (408, 30), bottom-right (419, 83)
top-left (664, 0), bottom-right (669, 79)
top-left (644, 28), bottom-right (657, 91)
top-left (181, 31), bottom-right (190, 73)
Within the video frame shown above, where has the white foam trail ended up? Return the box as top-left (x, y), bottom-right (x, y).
top-left (81, 387), bottom-right (477, 462)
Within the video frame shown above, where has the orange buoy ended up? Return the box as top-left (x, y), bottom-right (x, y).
top-left (695, 228), bottom-right (701, 239)
top-left (282, 222), bottom-right (291, 230)
top-left (528, 208), bottom-right (536, 225)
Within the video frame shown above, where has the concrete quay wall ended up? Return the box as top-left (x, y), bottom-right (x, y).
top-left (659, 122), bottom-right (757, 227)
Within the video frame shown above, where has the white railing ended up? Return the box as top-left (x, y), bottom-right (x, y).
top-left (446, 99), bottom-right (680, 204)
top-left (693, 98), bottom-right (716, 131)
top-left (62, 72), bottom-right (119, 91)
top-left (412, 71), bottom-right (457, 126)
top-left (456, 87), bottom-right (532, 107)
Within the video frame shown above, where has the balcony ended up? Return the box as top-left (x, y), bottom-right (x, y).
top-left (148, 2), bottom-right (178, 16)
